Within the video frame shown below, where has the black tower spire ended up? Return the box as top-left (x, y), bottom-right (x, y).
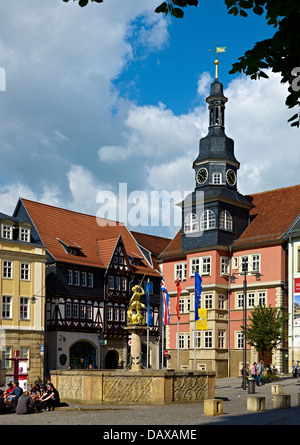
top-left (180, 60), bottom-right (252, 251)
top-left (193, 59), bottom-right (239, 184)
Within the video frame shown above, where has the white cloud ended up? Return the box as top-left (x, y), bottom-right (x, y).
top-left (98, 101), bottom-right (205, 165)
top-left (0, 183), bottom-right (63, 216)
top-left (224, 71), bottom-right (300, 195)
top-left (0, 165), bottom-right (108, 217)
top-left (197, 72), bottom-right (213, 97)
top-left (0, 0), bottom-right (170, 213)
top-left (98, 69), bottom-right (300, 207)
top-left (134, 13), bottom-right (170, 52)
top-left (67, 164), bottom-right (109, 215)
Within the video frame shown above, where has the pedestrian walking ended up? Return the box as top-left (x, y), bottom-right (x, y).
top-left (251, 362), bottom-right (258, 384)
top-left (240, 363), bottom-right (249, 387)
top-left (295, 360), bottom-right (300, 382)
top-left (256, 359), bottom-right (264, 386)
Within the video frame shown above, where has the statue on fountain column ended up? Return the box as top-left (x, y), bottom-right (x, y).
top-left (127, 284), bottom-right (146, 325)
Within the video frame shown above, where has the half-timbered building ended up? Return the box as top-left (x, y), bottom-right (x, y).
top-left (13, 198), bottom-right (168, 373)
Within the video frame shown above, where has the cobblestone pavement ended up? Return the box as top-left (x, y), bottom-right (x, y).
top-left (1, 376), bottom-right (300, 427)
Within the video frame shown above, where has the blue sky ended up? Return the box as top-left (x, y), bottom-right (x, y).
top-left (115, 0), bottom-right (275, 113)
top-left (0, 1), bottom-right (298, 239)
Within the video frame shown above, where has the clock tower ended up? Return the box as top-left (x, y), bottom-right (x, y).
top-left (181, 60), bottom-right (252, 251)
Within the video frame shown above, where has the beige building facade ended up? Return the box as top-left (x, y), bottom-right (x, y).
top-left (0, 213), bottom-right (47, 386)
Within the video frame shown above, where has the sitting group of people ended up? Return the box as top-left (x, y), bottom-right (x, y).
top-left (0, 379), bottom-right (60, 415)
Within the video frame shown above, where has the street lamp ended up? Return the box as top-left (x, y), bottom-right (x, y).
top-left (231, 258), bottom-right (262, 390)
top-left (31, 287), bottom-right (46, 382)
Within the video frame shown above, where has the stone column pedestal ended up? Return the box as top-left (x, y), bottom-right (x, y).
top-left (124, 324), bottom-right (147, 371)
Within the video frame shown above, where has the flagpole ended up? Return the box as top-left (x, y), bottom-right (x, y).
top-left (161, 283), bottom-right (164, 369)
top-left (194, 273), bottom-right (202, 371)
top-left (162, 321), bottom-right (164, 369)
top-left (146, 278), bottom-right (149, 369)
top-left (160, 278), bottom-right (170, 370)
top-left (194, 277), bottom-right (196, 371)
top-left (194, 318), bottom-right (196, 371)
top-left (147, 325), bottom-right (149, 369)
top-left (177, 318), bottom-right (179, 370)
top-left (175, 278), bottom-right (181, 371)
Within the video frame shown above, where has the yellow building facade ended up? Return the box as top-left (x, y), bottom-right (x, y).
top-left (0, 214), bottom-right (46, 386)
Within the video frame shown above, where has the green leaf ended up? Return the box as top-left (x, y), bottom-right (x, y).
top-left (259, 70), bottom-right (269, 79)
top-left (253, 5), bottom-right (264, 15)
top-left (291, 121), bottom-right (300, 127)
top-left (228, 6), bottom-right (238, 15)
top-left (287, 113), bottom-right (299, 123)
top-left (173, 0), bottom-right (186, 6)
top-left (240, 9), bottom-right (248, 17)
top-left (186, 0), bottom-right (198, 5)
top-left (78, 0), bottom-right (89, 6)
top-left (239, 0), bottom-right (250, 8)
top-left (172, 7), bottom-right (184, 18)
top-left (155, 2), bottom-right (168, 13)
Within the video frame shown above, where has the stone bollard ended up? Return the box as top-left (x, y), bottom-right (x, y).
top-left (271, 384), bottom-right (284, 395)
top-left (247, 396), bottom-right (266, 412)
top-left (204, 399), bottom-right (223, 416)
top-left (272, 394), bottom-right (291, 409)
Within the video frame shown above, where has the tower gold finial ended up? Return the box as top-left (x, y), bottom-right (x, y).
top-left (214, 59), bottom-right (220, 79)
top-left (209, 44), bottom-right (226, 80)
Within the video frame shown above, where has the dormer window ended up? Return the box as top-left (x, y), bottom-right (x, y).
top-left (184, 213), bottom-right (199, 234)
top-left (2, 225), bottom-right (12, 240)
top-left (200, 210), bottom-right (216, 230)
top-left (219, 210), bottom-right (233, 230)
top-left (57, 238), bottom-right (82, 256)
top-left (20, 227), bottom-right (30, 242)
top-left (66, 247), bottom-right (77, 255)
top-left (128, 255), bottom-right (141, 266)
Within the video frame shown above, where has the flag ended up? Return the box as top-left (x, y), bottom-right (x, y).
top-left (216, 46), bottom-right (226, 53)
top-left (160, 278), bottom-right (170, 326)
top-left (145, 280), bottom-right (153, 326)
top-left (194, 272), bottom-right (202, 322)
top-left (196, 308), bottom-right (207, 330)
top-left (176, 278), bottom-right (181, 321)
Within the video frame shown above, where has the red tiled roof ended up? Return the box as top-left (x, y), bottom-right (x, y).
top-left (233, 184), bottom-right (300, 246)
top-left (131, 231), bottom-right (171, 257)
top-left (20, 199), bottom-right (161, 277)
top-left (96, 237), bottom-right (120, 267)
top-left (157, 230), bottom-right (182, 260)
top-left (159, 184), bottom-right (300, 257)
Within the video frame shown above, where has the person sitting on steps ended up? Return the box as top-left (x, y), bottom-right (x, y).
top-left (38, 383), bottom-right (60, 411)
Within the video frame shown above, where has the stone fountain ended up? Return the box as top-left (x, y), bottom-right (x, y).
top-left (51, 285), bottom-right (215, 405)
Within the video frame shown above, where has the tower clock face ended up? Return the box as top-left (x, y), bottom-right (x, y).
top-left (226, 169), bottom-right (236, 186)
top-left (197, 168), bottom-right (208, 184)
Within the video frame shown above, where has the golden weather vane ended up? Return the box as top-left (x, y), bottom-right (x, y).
top-left (208, 44), bottom-right (226, 79)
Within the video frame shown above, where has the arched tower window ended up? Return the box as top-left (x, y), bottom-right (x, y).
top-left (219, 210), bottom-right (233, 230)
top-left (184, 213), bottom-right (199, 233)
top-left (200, 210), bottom-right (216, 230)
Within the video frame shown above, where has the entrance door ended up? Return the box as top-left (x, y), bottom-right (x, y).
top-left (105, 350), bottom-right (119, 369)
top-left (70, 341), bottom-right (96, 369)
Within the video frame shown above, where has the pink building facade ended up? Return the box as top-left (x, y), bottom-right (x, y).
top-left (158, 66), bottom-right (299, 377)
top-left (160, 234), bottom-right (290, 377)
